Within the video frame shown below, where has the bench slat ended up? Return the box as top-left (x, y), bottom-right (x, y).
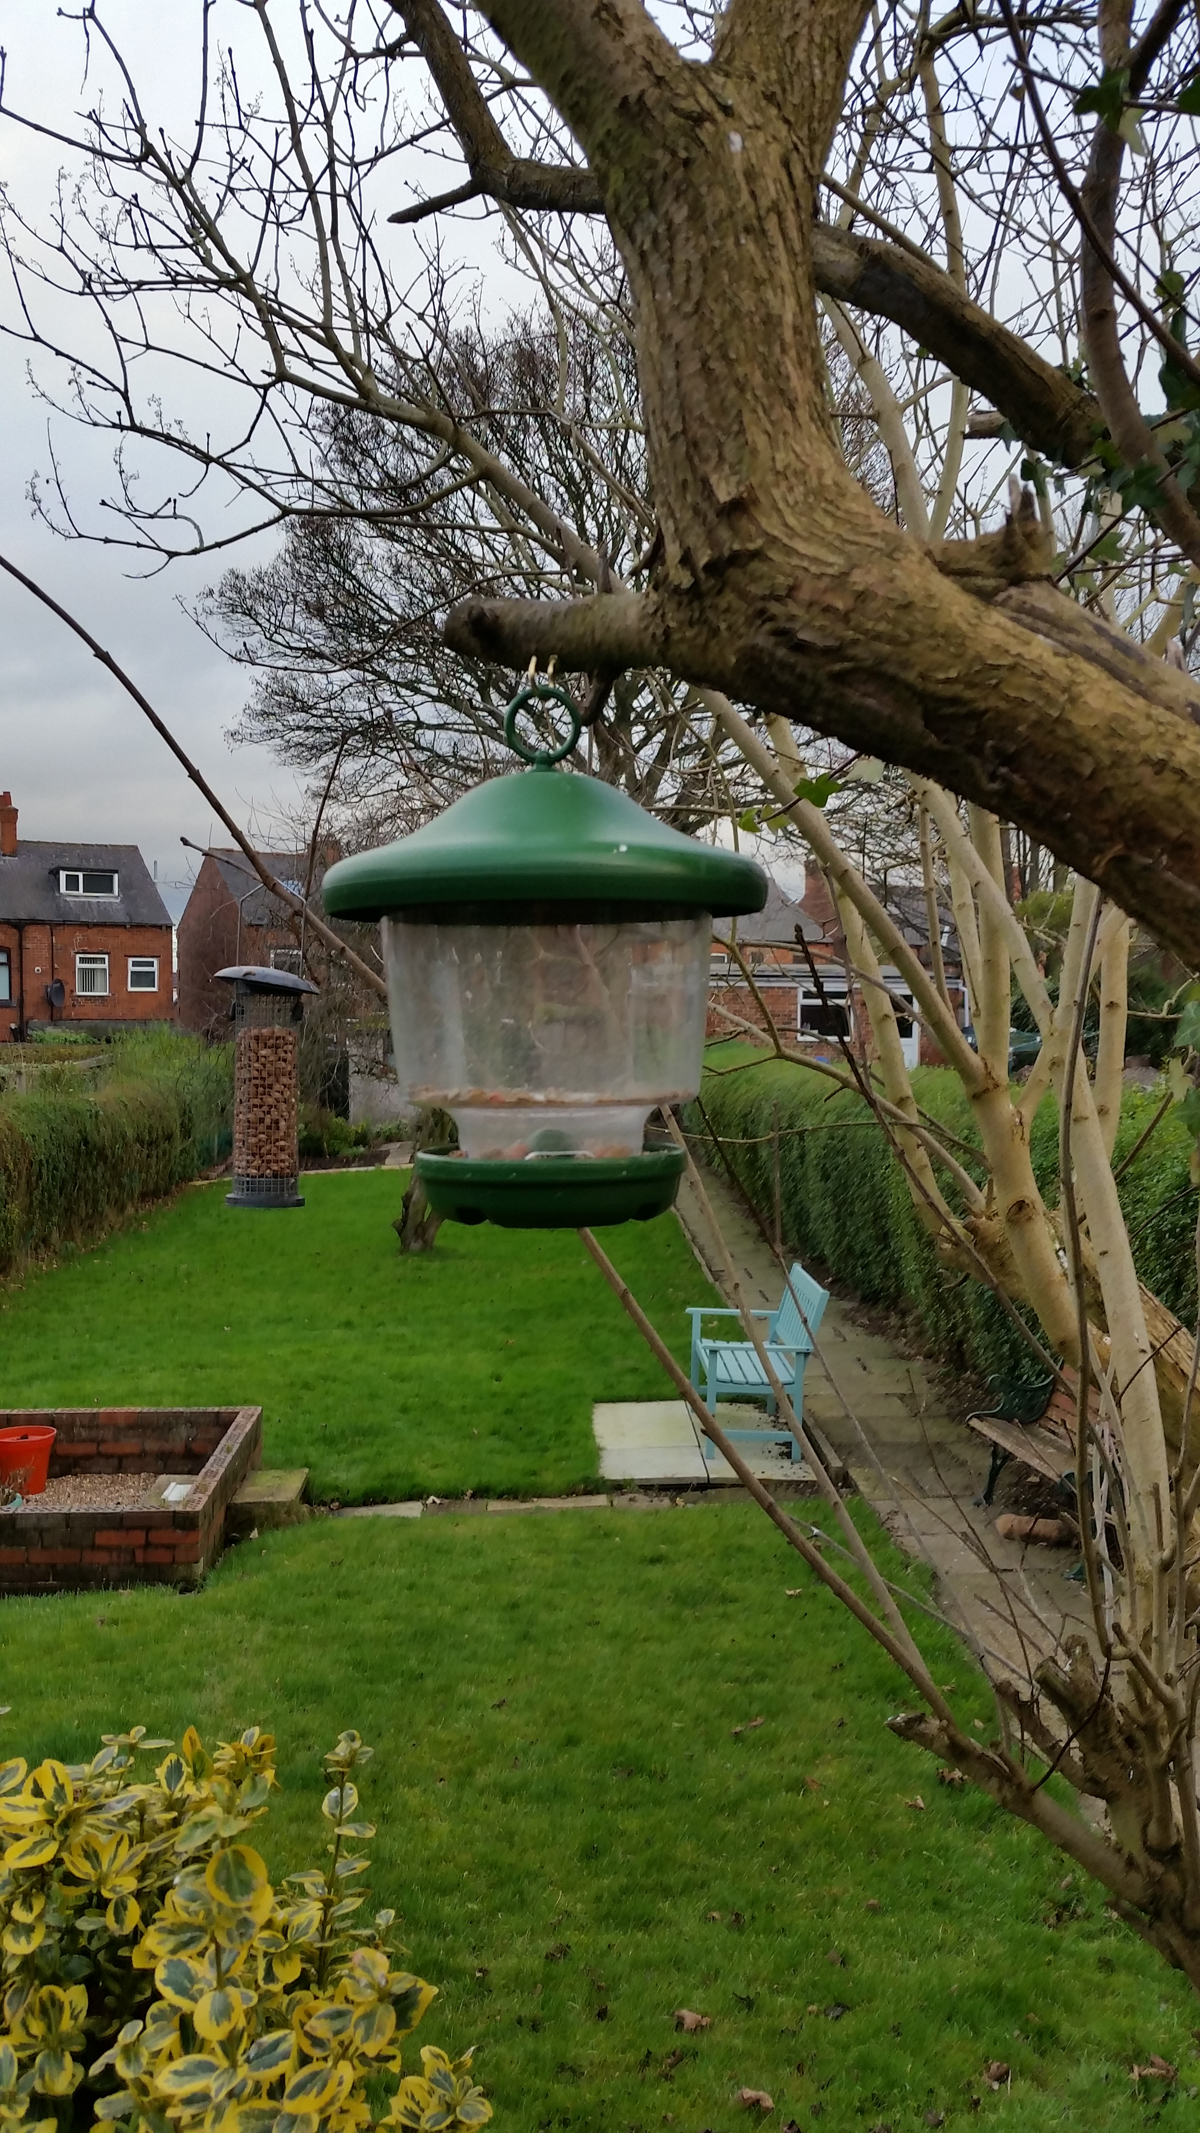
top-left (966, 1414), bottom-right (1074, 1485)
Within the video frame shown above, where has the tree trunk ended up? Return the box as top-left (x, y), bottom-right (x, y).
top-left (392, 1107), bottom-right (457, 1254)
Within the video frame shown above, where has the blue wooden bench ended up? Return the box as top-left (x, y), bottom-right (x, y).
top-left (687, 1262), bottom-right (830, 1463)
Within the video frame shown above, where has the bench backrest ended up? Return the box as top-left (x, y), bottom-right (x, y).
top-left (773, 1264), bottom-right (828, 1352)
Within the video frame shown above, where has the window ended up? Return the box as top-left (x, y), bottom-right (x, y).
top-left (799, 997), bottom-right (851, 1039)
top-left (269, 947), bottom-right (304, 976)
top-left (128, 956), bottom-right (159, 992)
top-left (59, 869), bottom-right (118, 898)
top-left (799, 987), bottom-right (851, 1039)
top-left (75, 953), bottom-right (109, 997)
top-left (0, 949), bottom-right (9, 1005)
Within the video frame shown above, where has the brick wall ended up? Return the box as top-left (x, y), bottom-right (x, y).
top-left (0, 1405), bottom-right (261, 1591)
top-left (708, 982), bottom-right (799, 1041)
top-left (0, 919), bottom-right (174, 1037)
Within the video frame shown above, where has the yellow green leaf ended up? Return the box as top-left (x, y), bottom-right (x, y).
top-left (153, 2053), bottom-right (226, 2101)
top-left (154, 1955), bottom-right (209, 2009)
top-left (392, 1977), bottom-right (438, 2038)
top-left (193, 1987), bottom-right (255, 2043)
top-left (206, 1845), bottom-right (270, 1911)
top-left (32, 2049), bottom-right (80, 2097)
top-left (27, 1762), bottom-right (72, 1808)
top-left (3, 1835), bottom-right (59, 1872)
top-left (349, 2001), bottom-right (396, 2055)
top-left (156, 1753), bottom-right (188, 1796)
top-left (1, 1917), bottom-right (46, 1957)
top-left (106, 1892), bottom-right (141, 1938)
top-left (280, 2060), bottom-right (354, 2113)
top-left (242, 2030), bottom-right (295, 2078)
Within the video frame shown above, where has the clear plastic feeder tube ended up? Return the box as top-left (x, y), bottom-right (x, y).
top-left (383, 914), bottom-right (710, 1157)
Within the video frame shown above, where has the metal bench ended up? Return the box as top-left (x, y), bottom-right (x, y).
top-left (687, 1262), bottom-right (829, 1464)
top-left (967, 1370), bottom-right (1096, 1504)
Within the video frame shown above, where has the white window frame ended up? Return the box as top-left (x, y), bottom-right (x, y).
top-left (59, 868), bottom-right (119, 898)
top-left (75, 952), bottom-right (110, 998)
top-left (127, 956), bottom-right (159, 993)
top-left (269, 946), bottom-right (304, 976)
top-left (0, 948), bottom-right (9, 1005)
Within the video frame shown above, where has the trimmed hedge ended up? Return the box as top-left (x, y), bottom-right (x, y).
top-left (0, 1029), bottom-right (232, 1273)
top-left (691, 1044), bottom-right (1195, 1383)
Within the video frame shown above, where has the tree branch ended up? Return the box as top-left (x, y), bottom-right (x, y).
top-left (811, 226), bottom-right (1103, 469)
top-left (389, 162), bottom-right (603, 224)
top-left (1079, 64), bottom-right (1200, 569)
top-left (995, 579), bottom-right (1200, 726)
top-left (395, 1), bottom-right (1102, 469)
top-left (443, 587), bottom-right (657, 669)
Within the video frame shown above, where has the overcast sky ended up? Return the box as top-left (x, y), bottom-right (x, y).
top-left (0, 6), bottom-right (339, 919)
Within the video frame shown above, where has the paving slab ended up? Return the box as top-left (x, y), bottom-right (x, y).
top-left (592, 1399), bottom-right (813, 1485)
top-left (486, 1495), bottom-right (610, 1514)
top-left (227, 1467), bottom-right (312, 1537)
top-left (334, 1500), bottom-right (423, 1520)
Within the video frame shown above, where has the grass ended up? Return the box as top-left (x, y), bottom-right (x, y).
top-left (0, 1171), bottom-right (710, 1502)
top-left (3, 1502), bottom-right (1197, 2131)
top-left (5, 1144), bottom-right (1199, 2122)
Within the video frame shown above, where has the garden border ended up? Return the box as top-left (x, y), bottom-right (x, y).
top-left (0, 1405), bottom-right (262, 1592)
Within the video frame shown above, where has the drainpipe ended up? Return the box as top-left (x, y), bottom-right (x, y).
top-left (234, 885), bottom-right (257, 964)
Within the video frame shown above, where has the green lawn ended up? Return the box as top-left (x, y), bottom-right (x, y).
top-left (6, 1162), bottom-right (1199, 2123)
top-left (3, 1503), bottom-right (1196, 2131)
top-left (0, 1171), bottom-right (710, 1502)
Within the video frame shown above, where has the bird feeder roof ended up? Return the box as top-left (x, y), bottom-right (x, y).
top-left (321, 768), bottom-right (768, 921)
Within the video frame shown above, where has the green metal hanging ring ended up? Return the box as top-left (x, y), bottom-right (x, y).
top-left (504, 677), bottom-right (582, 766)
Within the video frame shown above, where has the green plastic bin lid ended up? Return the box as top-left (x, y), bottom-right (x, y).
top-left (322, 767), bottom-right (767, 921)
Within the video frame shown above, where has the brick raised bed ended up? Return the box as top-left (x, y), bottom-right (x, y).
top-left (0, 1406), bottom-right (262, 1593)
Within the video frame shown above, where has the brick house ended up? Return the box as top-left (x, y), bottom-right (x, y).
top-left (0, 793), bottom-right (174, 1041)
top-left (177, 848), bottom-right (334, 1038)
top-left (708, 869), bottom-right (967, 1067)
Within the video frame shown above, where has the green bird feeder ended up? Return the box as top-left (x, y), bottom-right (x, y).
top-left (322, 683), bottom-right (766, 1227)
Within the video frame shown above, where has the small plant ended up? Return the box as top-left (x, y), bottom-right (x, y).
top-left (0, 1725), bottom-right (491, 2133)
top-left (298, 1109), bottom-right (372, 1162)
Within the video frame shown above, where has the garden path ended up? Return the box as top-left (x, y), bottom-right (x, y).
top-left (673, 1159), bottom-right (1094, 1683)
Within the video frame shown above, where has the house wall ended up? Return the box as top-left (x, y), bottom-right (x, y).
top-left (176, 859), bottom-right (240, 1035)
top-left (708, 980), bottom-right (798, 1041)
top-left (0, 919), bottom-right (174, 1039)
top-left (177, 856), bottom-right (300, 1036)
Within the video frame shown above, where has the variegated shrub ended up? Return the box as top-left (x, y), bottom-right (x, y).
top-left (0, 1725), bottom-right (490, 2133)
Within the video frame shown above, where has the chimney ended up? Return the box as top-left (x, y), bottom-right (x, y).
top-left (0, 793), bottom-right (16, 859)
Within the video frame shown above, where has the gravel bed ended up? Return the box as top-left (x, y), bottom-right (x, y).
top-left (15, 1472), bottom-right (160, 1512)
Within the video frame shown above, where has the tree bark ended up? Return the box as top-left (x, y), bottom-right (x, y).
top-left (447, 0), bottom-right (1200, 966)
